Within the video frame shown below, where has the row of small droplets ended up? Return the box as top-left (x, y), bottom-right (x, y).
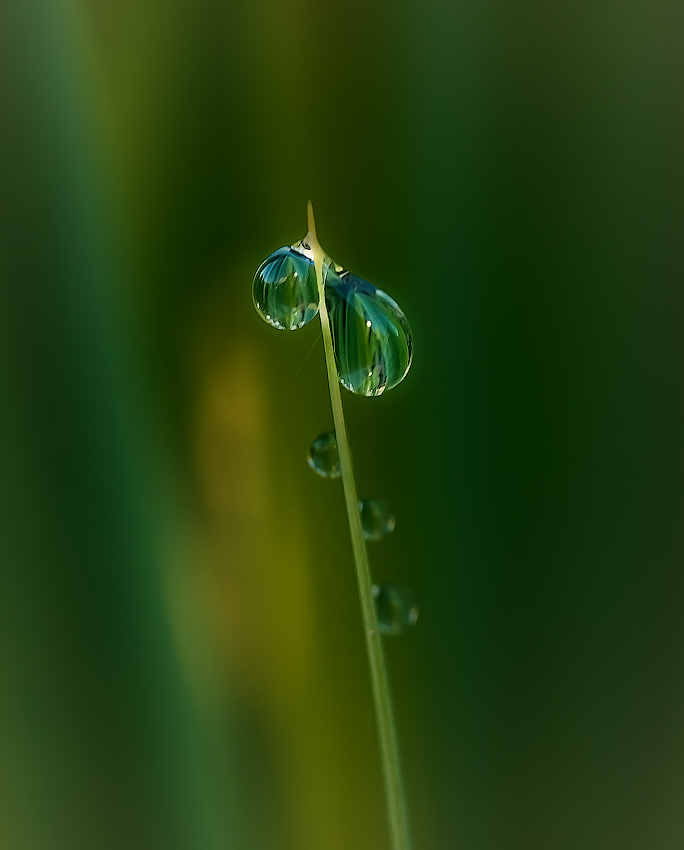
top-left (307, 432), bottom-right (418, 636)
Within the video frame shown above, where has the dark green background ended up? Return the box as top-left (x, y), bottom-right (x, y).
top-left (1, 0), bottom-right (683, 848)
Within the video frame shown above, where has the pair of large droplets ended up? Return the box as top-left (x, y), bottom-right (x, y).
top-left (253, 239), bottom-right (413, 397)
top-left (253, 236), bottom-right (418, 634)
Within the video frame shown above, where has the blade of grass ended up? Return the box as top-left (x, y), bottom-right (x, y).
top-left (306, 201), bottom-right (412, 850)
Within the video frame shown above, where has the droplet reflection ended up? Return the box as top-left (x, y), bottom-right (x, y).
top-left (372, 584), bottom-right (419, 635)
top-left (253, 243), bottom-right (318, 331)
top-left (359, 499), bottom-right (395, 541)
top-left (307, 431), bottom-right (341, 479)
top-left (325, 264), bottom-right (413, 397)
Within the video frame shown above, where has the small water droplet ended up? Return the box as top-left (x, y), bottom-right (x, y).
top-left (307, 431), bottom-right (341, 479)
top-left (325, 264), bottom-right (413, 397)
top-left (359, 499), bottom-right (395, 541)
top-left (253, 243), bottom-right (319, 331)
top-left (372, 584), bottom-right (419, 635)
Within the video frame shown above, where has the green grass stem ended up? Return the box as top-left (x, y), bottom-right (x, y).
top-left (306, 202), bottom-right (412, 850)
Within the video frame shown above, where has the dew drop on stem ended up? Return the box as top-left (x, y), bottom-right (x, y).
top-left (325, 263), bottom-right (413, 397)
top-left (307, 431), bottom-right (341, 479)
top-left (359, 499), bottom-right (396, 541)
top-left (372, 584), bottom-right (419, 636)
top-left (253, 241), bottom-right (319, 331)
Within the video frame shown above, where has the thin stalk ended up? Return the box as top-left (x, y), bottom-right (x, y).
top-left (306, 202), bottom-right (412, 850)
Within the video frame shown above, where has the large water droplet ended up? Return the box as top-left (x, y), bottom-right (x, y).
top-left (325, 265), bottom-right (413, 397)
top-left (253, 242), bottom-right (319, 330)
top-left (359, 499), bottom-right (395, 541)
top-left (372, 584), bottom-right (419, 635)
top-left (307, 431), bottom-right (341, 479)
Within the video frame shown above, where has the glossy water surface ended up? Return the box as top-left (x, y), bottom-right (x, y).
top-left (325, 264), bottom-right (413, 397)
top-left (253, 243), bottom-right (318, 330)
top-left (358, 499), bottom-right (395, 541)
top-left (307, 431), bottom-right (341, 479)
top-left (372, 584), bottom-right (419, 635)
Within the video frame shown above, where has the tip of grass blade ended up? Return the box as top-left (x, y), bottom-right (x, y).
top-left (307, 200), bottom-right (317, 242)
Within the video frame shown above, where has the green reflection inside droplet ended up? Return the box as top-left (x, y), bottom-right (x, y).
top-left (325, 264), bottom-right (413, 397)
top-left (307, 431), bottom-right (341, 479)
top-left (358, 499), bottom-right (395, 541)
top-left (253, 244), bottom-right (319, 331)
top-left (372, 584), bottom-right (419, 635)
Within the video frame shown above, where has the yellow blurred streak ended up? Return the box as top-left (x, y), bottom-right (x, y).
top-left (183, 302), bottom-right (350, 847)
top-left (192, 338), bottom-right (315, 699)
top-left (172, 265), bottom-right (387, 848)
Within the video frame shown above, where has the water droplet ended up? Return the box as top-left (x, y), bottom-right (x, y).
top-left (307, 431), bottom-right (341, 479)
top-left (372, 584), bottom-right (419, 635)
top-left (359, 499), bottom-right (395, 541)
top-left (253, 242), bottom-right (319, 330)
top-left (325, 265), bottom-right (413, 397)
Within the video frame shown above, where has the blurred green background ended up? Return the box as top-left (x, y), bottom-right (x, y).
top-left (1, 0), bottom-right (683, 848)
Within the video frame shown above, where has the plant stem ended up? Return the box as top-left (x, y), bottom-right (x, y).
top-left (306, 201), bottom-right (412, 850)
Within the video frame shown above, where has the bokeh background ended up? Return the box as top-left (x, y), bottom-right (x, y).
top-left (1, 0), bottom-right (684, 848)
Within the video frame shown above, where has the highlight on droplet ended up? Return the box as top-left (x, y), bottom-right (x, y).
top-left (358, 499), bottom-right (395, 541)
top-left (253, 244), bottom-right (319, 331)
top-left (325, 265), bottom-right (413, 397)
top-left (372, 584), bottom-right (419, 635)
top-left (307, 431), bottom-right (341, 479)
